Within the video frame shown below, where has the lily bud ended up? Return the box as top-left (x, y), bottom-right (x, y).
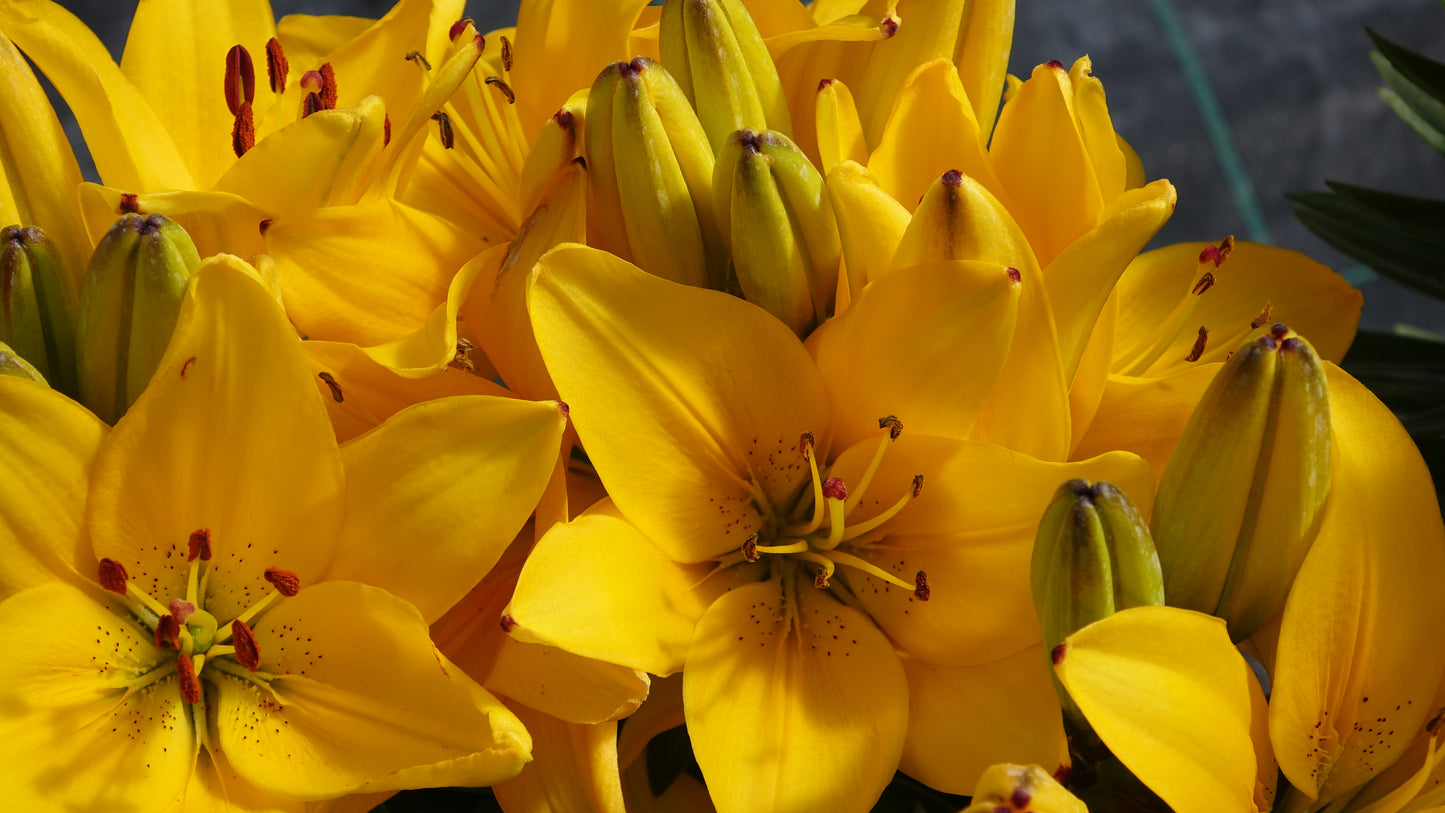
top-left (1151, 323), bottom-right (1331, 641)
top-left (0, 340), bottom-right (47, 384)
top-left (584, 56), bottom-right (724, 290)
top-left (659, 0), bottom-right (792, 153)
top-left (1, 226), bottom-right (77, 394)
top-left (77, 213), bottom-right (200, 423)
top-left (961, 764), bottom-right (1087, 813)
top-left (713, 129), bottom-right (841, 335)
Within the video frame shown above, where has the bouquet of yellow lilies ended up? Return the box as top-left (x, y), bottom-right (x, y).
top-left (0, 1), bottom-right (1438, 812)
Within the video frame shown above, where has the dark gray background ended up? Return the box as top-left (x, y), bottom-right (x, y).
top-left (47, 0), bottom-right (1445, 333)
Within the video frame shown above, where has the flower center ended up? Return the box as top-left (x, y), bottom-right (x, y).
top-left (1118, 234), bottom-right (1236, 376)
top-left (96, 528), bottom-right (299, 705)
top-left (736, 416), bottom-right (930, 601)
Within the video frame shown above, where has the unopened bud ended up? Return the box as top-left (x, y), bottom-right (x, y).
top-left (77, 214), bottom-right (200, 423)
top-left (961, 764), bottom-right (1087, 813)
top-left (1, 226), bottom-right (77, 394)
top-left (1151, 324), bottom-right (1331, 641)
top-left (713, 129), bottom-right (841, 335)
top-left (0, 340), bottom-right (47, 384)
top-left (659, 0), bottom-right (792, 153)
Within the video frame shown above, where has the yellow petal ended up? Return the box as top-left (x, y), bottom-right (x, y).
top-left (504, 501), bottom-right (747, 676)
top-left (848, 0), bottom-right (969, 146)
top-left (867, 58), bottom-right (1004, 211)
top-left (312, 0), bottom-right (464, 116)
top-left (359, 238), bottom-right (490, 377)
top-left (1067, 294), bottom-right (1116, 455)
top-left (901, 645), bottom-right (1070, 794)
top-left (77, 184), bottom-right (269, 262)
top-left (617, 674), bottom-right (686, 773)
top-left (963, 764), bottom-right (1088, 813)
top-left (328, 395), bottom-right (564, 623)
top-left (220, 581), bottom-right (531, 797)
top-left (807, 258), bottom-right (1018, 449)
top-left (485, 639), bottom-right (651, 725)
top-left (0, 377), bottom-right (106, 598)
top-left (528, 245), bottom-right (830, 563)
top-left (87, 256), bottom-right (344, 623)
top-left (1270, 365), bottom-right (1445, 805)
top-left (825, 160), bottom-right (910, 295)
top-left (1070, 366), bottom-right (1223, 483)
top-left (1068, 55), bottom-right (1126, 201)
top-left (954, 0), bottom-right (1015, 143)
top-left (0, 0), bottom-right (193, 190)
top-left (1054, 606), bottom-right (1264, 813)
top-left (815, 77), bottom-right (867, 174)
top-left (684, 578), bottom-right (908, 813)
top-left (1338, 729), bottom-right (1442, 813)
top-left (831, 436), bottom-right (1153, 666)
top-left (492, 707), bottom-right (626, 813)
top-left (171, 748), bottom-right (307, 813)
top-left (0, 581), bottom-right (194, 809)
top-left (120, 0), bottom-right (277, 188)
top-left (275, 14), bottom-right (372, 73)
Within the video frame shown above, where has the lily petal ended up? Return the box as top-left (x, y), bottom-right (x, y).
top-left (528, 245), bottom-right (830, 563)
top-left (825, 161), bottom-right (910, 295)
top-left (312, 0), bottom-right (464, 116)
top-left (77, 184), bottom-right (269, 262)
top-left (171, 748), bottom-right (307, 813)
top-left (87, 256), bottom-right (344, 622)
top-left (684, 578), bottom-right (908, 813)
top-left (900, 645), bottom-right (1070, 794)
top-left (1054, 606), bottom-right (1263, 813)
top-left (492, 707), bottom-right (626, 813)
top-left (1070, 366), bottom-right (1223, 483)
top-left (220, 580), bottom-right (531, 798)
top-left (0, 377), bottom-right (106, 598)
top-left (0, 581), bottom-right (193, 809)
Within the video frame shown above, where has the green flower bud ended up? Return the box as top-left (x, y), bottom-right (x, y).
top-left (584, 56), bottom-right (725, 290)
top-left (659, 0), bottom-right (792, 153)
top-left (1, 226), bottom-right (77, 395)
top-left (1151, 323), bottom-right (1331, 642)
top-left (0, 340), bottom-right (48, 384)
top-left (713, 128), bottom-right (842, 335)
top-left (77, 213), bottom-right (200, 423)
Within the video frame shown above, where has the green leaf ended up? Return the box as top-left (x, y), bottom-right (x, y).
top-left (1289, 191), bottom-right (1445, 300)
top-left (1369, 28), bottom-right (1445, 105)
top-left (1325, 181), bottom-right (1445, 245)
top-left (1377, 84), bottom-right (1445, 155)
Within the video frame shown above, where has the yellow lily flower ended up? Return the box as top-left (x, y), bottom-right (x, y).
top-left (0, 255), bottom-right (566, 807)
top-left (503, 244), bottom-right (1155, 809)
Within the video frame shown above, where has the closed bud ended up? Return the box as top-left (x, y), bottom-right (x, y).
top-left (659, 0), bottom-right (792, 153)
top-left (1, 226), bottom-right (77, 395)
top-left (584, 56), bottom-right (725, 290)
top-left (0, 340), bottom-right (48, 384)
top-left (77, 213), bottom-right (200, 423)
top-left (961, 764), bottom-right (1087, 813)
top-left (1151, 323), bottom-right (1331, 641)
top-left (714, 129), bottom-right (841, 335)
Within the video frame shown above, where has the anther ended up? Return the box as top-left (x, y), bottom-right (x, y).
top-left (98, 558), bottom-right (129, 593)
top-left (823, 477), bottom-right (848, 501)
top-left (1185, 326), bottom-right (1208, 362)
top-left (155, 614), bottom-right (180, 650)
top-left (302, 92), bottom-right (323, 118)
top-left (911, 474), bottom-right (924, 498)
top-left (318, 372), bottom-right (343, 402)
top-left (1191, 271), bottom-right (1215, 295)
top-left (259, 219), bottom-right (272, 235)
top-left (449, 18), bottom-right (475, 41)
top-left (500, 36), bottom-right (513, 71)
top-left (177, 654), bottom-right (202, 703)
top-left (878, 415), bottom-right (903, 440)
top-left (798, 431), bottom-right (815, 461)
top-left (265, 38), bottom-right (288, 93)
top-left (405, 50), bottom-right (432, 70)
top-left (231, 101), bottom-right (255, 157)
top-left (1051, 643), bottom-right (1067, 664)
top-left (432, 112), bottom-right (455, 149)
top-left (1251, 302), bottom-right (1274, 329)
top-left (224, 45), bottom-right (256, 116)
top-left (188, 529), bottom-right (212, 562)
top-left (485, 76), bottom-right (516, 104)
top-left (317, 63), bottom-right (338, 109)
top-left (553, 109), bottom-right (575, 130)
top-left (815, 570), bottom-right (829, 589)
top-left (230, 620), bottom-right (261, 670)
top-left (742, 534), bottom-right (759, 562)
top-left (264, 568), bottom-right (301, 597)
top-left (383, 114), bottom-right (391, 146)
top-left (169, 599), bottom-right (195, 624)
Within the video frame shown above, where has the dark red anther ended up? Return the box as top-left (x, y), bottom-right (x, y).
top-left (913, 571), bottom-right (930, 601)
top-left (879, 415), bottom-right (903, 440)
top-left (231, 620), bottom-right (261, 670)
top-left (1006, 267), bottom-right (1021, 284)
top-left (318, 372), bottom-right (343, 402)
top-left (738, 129), bottom-right (764, 153)
top-left (1044, 59), bottom-right (1065, 69)
top-left (265, 37), bottom-right (288, 93)
top-left (432, 111), bottom-right (454, 149)
top-left (383, 114), bottom-right (392, 146)
top-left (823, 477), bottom-right (848, 501)
top-left (799, 431), bottom-right (816, 460)
top-left (119, 193), bottom-right (141, 214)
top-left (169, 599), bottom-right (195, 625)
top-left (941, 169), bottom-right (963, 187)
top-left (742, 534), bottom-right (759, 562)
top-left (155, 614), bottom-right (180, 650)
top-left (224, 45), bottom-right (255, 116)
top-left (231, 101), bottom-right (255, 157)
top-left (302, 92), bottom-right (323, 119)
top-left (1051, 642), bottom-right (1067, 664)
top-left (319, 63), bottom-right (338, 110)
top-left (449, 17), bottom-right (475, 41)
top-left (1010, 787), bottom-right (1032, 808)
top-left (188, 529), bottom-right (212, 562)
top-left (1250, 301), bottom-right (1274, 329)
top-left (177, 654), bottom-right (202, 703)
top-left (911, 474), bottom-right (924, 498)
top-left (98, 558), bottom-right (129, 593)
top-left (499, 613), bottom-right (517, 632)
top-left (814, 570), bottom-right (829, 589)
top-left (1185, 325), bottom-right (1209, 362)
top-left (264, 567), bottom-right (301, 597)
top-left (500, 35), bottom-right (513, 72)
top-left (1191, 271), bottom-right (1215, 295)
top-left (486, 76), bottom-right (515, 104)
top-left (880, 17), bottom-right (898, 36)
top-left (817, 77), bottom-right (835, 92)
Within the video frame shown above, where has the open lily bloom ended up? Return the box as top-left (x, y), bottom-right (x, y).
top-left (0, 257), bottom-right (566, 808)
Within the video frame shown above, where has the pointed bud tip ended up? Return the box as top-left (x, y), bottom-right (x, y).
top-left (1051, 642), bottom-right (1067, 664)
top-left (818, 78), bottom-right (836, 92)
top-left (1007, 267), bottom-right (1021, 284)
top-left (500, 613), bottom-right (518, 632)
top-left (941, 169), bottom-right (963, 187)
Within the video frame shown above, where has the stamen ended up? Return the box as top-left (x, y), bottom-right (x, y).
top-left (265, 38), bottom-right (288, 93)
top-left (383, 114), bottom-right (392, 146)
top-left (500, 35), bottom-right (513, 71)
top-left (231, 102), bottom-right (255, 157)
top-left (224, 45), bottom-right (255, 116)
top-left (753, 539), bottom-right (810, 556)
top-left (319, 63), bottom-right (338, 109)
top-left (405, 50), bottom-right (432, 70)
top-left (318, 371), bottom-right (344, 402)
top-left (815, 482), bottom-right (849, 551)
top-left (1191, 271), bottom-right (1215, 295)
top-left (432, 111), bottom-right (455, 148)
top-left (823, 549), bottom-right (920, 592)
top-left (300, 69), bottom-right (323, 94)
top-left (1184, 326), bottom-right (1208, 362)
top-left (796, 551), bottom-right (836, 588)
top-left (914, 571), bottom-right (930, 602)
top-left (177, 654), bottom-right (202, 703)
top-left (231, 620), bottom-right (261, 671)
top-left (98, 558), bottom-right (128, 593)
top-left (301, 93), bottom-right (323, 119)
top-left (791, 432), bottom-right (826, 537)
top-left (188, 529), bottom-right (212, 562)
top-left (264, 568), bottom-right (300, 597)
top-left (843, 416), bottom-right (901, 516)
top-left (742, 533), bottom-right (759, 562)
top-left (485, 76), bottom-right (516, 104)
top-left (1251, 301), bottom-right (1274, 329)
top-left (155, 614), bottom-right (180, 650)
top-left (840, 475), bottom-right (924, 543)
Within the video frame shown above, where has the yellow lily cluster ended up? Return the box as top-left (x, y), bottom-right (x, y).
top-left (0, 1), bottom-right (1435, 812)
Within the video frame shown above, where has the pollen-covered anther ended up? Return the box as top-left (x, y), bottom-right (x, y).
top-left (188, 529), bottom-right (212, 562)
top-left (448, 17), bottom-right (476, 41)
top-left (432, 111), bottom-right (455, 149)
top-left (169, 599), bottom-right (196, 624)
top-left (319, 63), bottom-right (338, 109)
top-left (383, 114), bottom-right (392, 146)
top-left (404, 50), bottom-right (432, 70)
top-left (1185, 326), bottom-right (1209, 362)
top-left (486, 76), bottom-right (516, 104)
top-left (823, 477), bottom-right (848, 501)
top-left (742, 534), bottom-right (760, 563)
top-left (1251, 301), bottom-right (1274, 329)
top-left (500, 35), bottom-right (513, 71)
top-left (911, 474), bottom-right (925, 498)
top-left (223, 45), bottom-right (255, 116)
top-left (98, 558), bottom-right (129, 593)
top-left (230, 620), bottom-right (261, 671)
top-left (913, 571), bottom-right (930, 602)
top-left (177, 654), bottom-right (202, 703)
top-left (154, 614), bottom-right (180, 650)
top-left (231, 101), bottom-right (255, 157)
top-left (264, 567), bottom-right (301, 597)
top-left (265, 37), bottom-right (288, 93)
top-left (814, 569), bottom-right (830, 589)
top-left (1198, 235), bottom-right (1235, 267)
top-left (798, 431), bottom-right (816, 461)
top-left (878, 414), bottom-right (903, 440)
top-left (1191, 271), bottom-right (1215, 295)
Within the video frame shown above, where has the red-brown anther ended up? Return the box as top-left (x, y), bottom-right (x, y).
top-left (1051, 642), bottom-right (1067, 664)
top-left (188, 529), bottom-right (212, 562)
top-left (823, 477), bottom-right (848, 501)
top-left (913, 571), bottom-right (930, 602)
top-left (499, 613), bottom-right (517, 632)
top-left (432, 111), bottom-right (454, 148)
top-left (449, 17), bottom-right (475, 41)
top-left (169, 599), bottom-right (195, 625)
top-left (1007, 267), bottom-right (1022, 284)
top-left (879, 415), bottom-right (903, 439)
top-left (500, 35), bottom-right (513, 71)
top-left (880, 17), bottom-right (899, 36)
top-left (742, 534), bottom-right (759, 562)
top-left (119, 193), bottom-right (141, 214)
top-left (263, 567), bottom-right (301, 597)
top-left (383, 114), bottom-right (392, 146)
top-left (319, 63), bottom-right (338, 109)
top-left (1185, 326), bottom-right (1209, 362)
top-left (265, 37), bottom-right (288, 93)
top-left (98, 558), bottom-right (129, 593)
top-left (301, 92), bottom-right (323, 119)
top-left (814, 570), bottom-right (830, 589)
top-left (231, 620), bottom-right (261, 671)
top-left (231, 101), bottom-right (255, 157)
top-left (177, 654), bottom-right (202, 703)
top-left (1251, 302), bottom-right (1274, 329)
top-left (154, 614), bottom-right (180, 650)
top-left (223, 45), bottom-right (255, 116)
top-left (911, 474), bottom-right (925, 498)
top-left (1191, 271), bottom-right (1215, 295)
top-left (1044, 59), bottom-right (1065, 69)
top-left (486, 76), bottom-right (516, 104)
top-left (799, 431), bottom-right (816, 460)
top-left (1010, 787), bottom-right (1032, 808)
